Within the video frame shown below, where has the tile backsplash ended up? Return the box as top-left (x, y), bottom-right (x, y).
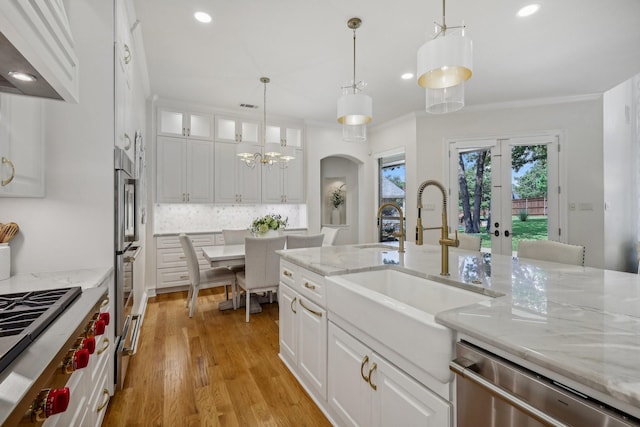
top-left (154, 204), bottom-right (307, 234)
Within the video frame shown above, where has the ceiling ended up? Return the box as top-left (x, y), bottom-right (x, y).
top-left (133, 0), bottom-right (640, 126)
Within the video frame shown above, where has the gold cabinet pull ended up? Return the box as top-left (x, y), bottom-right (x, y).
top-left (360, 355), bottom-right (370, 382)
top-left (1, 157), bottom-right (15, 186)
top-left (100, 297), bottom-right (109, 308)
top-left (368, 363), bottom-right (378, 390)
top-left (283, 270), bottom-right (292, 277)
top-left (97, 337), bottom-right (110, 355)
top-left (299, 299), bottom-right (321, 317)
top-left (303, 282), bottom-right (316, 290)
top-left (96, 388), bottom-right (110, 412)
top-left (124, 133), bottom-right (132, 150)
top-left (290, 296), bottom-right (297, 314)
top-left (123, 44), bottom-right (132, 64)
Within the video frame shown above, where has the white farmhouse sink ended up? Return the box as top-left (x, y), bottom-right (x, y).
top-left (326, 269), bottom-right (491, 384)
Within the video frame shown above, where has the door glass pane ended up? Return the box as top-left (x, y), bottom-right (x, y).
top-left (510, 144), bottom-right (548, 252)
top-left (159, 110), bottom-right (183, 135)
top-left (285, 128), bottom-right (302, 147)
top-left (378, 154), bottom-right (406, 242)
top-left (265, 125), bottom-right (280, 144)
top-left (241, 121), bottom-right (259, 143)
top-left (457, 149), bottom-right (492, 252)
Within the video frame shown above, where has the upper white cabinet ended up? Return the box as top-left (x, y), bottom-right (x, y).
top-left (262, 149), bottom-right (304, 203)
top-left (265, 123), bottom-right (303, 148)
top-left (0, 94), bottom-right (44, 197)
top-left (156, 136), bottom-right (214, 203)
top-left (214, 142), bottom-right (261, 204)
top-left (159, 109), bottom-right (213, 140)
top-left (115, 0), bottom-right (134, 160)
top-left (0, 0), bottom-right (79, 102)
top-left (215, 116), bottom-right (259, 143)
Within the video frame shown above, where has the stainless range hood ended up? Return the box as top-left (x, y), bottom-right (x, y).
top-left (0, 0), bottom-right (79, 102)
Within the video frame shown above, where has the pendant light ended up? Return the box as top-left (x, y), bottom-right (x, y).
top-left (237, 77), bottom-right (295, 168)
top-left (337, 17), bottom-right (372, 142)
top-left (417, 0), bottom-right (472, 114)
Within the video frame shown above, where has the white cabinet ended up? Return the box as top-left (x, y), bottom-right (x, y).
top-left (156, 136), bottom-right (214, 203)
top-left (159, 109), bottom-right (213, 140)
top-left (262, 149), bottom-right (304, 203)
top-left (155, 233), bottom-right (220, 290)
top-left (265, 124), bottom-right (303, 148)
top-left (279, 261), bottom-right (328, 400)
top-left (115, 0), bottom-right (134, 160)
top-left (214, 141), bottom-right (261, 203)
top-left (0, 94), bottom-right (44, 197)
top-left (215, 116), bottom-right (259, 143)
top-left (328, 322), bottom-right (451, 427)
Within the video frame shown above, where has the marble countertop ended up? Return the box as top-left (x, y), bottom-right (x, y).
top-left (0, 267), bottom-right (113, 425)
top-left (154, 227), bottom-right (308, 237)
top-left (279, 243), bottom-right (640, 418)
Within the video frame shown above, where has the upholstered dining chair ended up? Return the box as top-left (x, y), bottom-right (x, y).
top-left (235, 236), bottom-right (286, 322)
top-left (517, 240), bottom-right (585, 266)
top-left (179, 234), bottom-right (237, 317)
top-left (320, 226), bottom-right (340, 246)
top-left (457, 234), bottom-right (482, 251)
top-left (222, 228), bottom-right (252, 245)
top-left (286, 234), bottom-right (325, 249)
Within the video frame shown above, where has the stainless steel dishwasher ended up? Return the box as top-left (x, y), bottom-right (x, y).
top-left (450, 341), bottom-right (640, 427)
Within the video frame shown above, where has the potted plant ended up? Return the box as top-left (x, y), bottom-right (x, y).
top-left (250, 213), bottom-right (288, 236)
top-left (329, 184), bottom-right (345, 224)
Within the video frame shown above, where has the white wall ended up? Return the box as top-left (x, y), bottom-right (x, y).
top-left (305, 125), bottom-right (371, 242)
top-left (2, 0), bottom-right (114, 273)
top-left (603, 76), bottom-right (638, 272)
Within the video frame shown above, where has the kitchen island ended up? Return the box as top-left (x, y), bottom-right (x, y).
top-left (278, 243), bottom-right (640, 422)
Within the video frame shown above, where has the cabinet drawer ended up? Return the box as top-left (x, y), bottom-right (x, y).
top-left (156, 234), bottom-right (215, 249)
top-left (280, 260), bottom-right (297, 287)
top-left (157, 267), bottom-right (191, 288)
top-left (298, 269), bottom-right (325, 307)
top-left (156, 247), bottom-right (209, 269)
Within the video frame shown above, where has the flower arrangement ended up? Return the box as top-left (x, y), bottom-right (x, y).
top-left (330, 184), bottom-right (345, 209)
top-left (251, 213), bottom-right (288, 234)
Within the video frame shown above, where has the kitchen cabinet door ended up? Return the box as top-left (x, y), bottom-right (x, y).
top-left (328, 322), bottom-right (372, 427)
top-left (214, 141), bottom-right (261, 203)
top-left (261, 149), bottom-right (304, 203)
top-left (156, 136), bottom-right (186, 203)
top-left (297, 295), bottom-right (327, 399)
top-left (0, 94), bottom-right (45, 197)
top-left (215, 116), bottom-right (259, 143)
top-left (158, 109), bottom-right (213, 140)
top-left (279, 283), bottom-right (298, 366)
top-left (185, 140), bottom-right (214, 203)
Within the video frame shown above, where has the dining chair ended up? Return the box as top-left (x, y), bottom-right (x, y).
top-left (457, 234), bottom-right (482, 251)
top-left (235, 236), bottom-right (286, 322)
top-left (222, 228), bottom-right (252, 245)
top-left (286, 234), bottom-right (325, 249)
top-left (320, 226), bottom-right (340, 246)
top-left (517, 240), bottom-right (585, 266)
top-left (179, 234), bottom-right (237, 317)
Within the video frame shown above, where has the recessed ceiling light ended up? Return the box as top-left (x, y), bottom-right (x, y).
top-left (517, 4), bottom-right (540, 17)
top-left (8, 71), bottom-right (37, 82)
top-left (194, 11), bottom-right (212, 23)
top-left (401, 72), bottom-right (414, 80)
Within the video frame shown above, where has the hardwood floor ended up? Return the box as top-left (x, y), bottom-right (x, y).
top-left (103, 289), bottom-right (331, 427)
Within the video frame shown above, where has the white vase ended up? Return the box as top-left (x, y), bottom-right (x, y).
top-left (331, 207), bottom-right (341, 225)
top-left (256, 229), bottom-right (279, 238)
top-left (0, 243), bottom-right (9, 280)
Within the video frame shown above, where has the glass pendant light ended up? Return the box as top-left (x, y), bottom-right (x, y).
top-left (337, 17), bottom-right (372, 142)
top-left (417, 0), bottom-right (472, 114)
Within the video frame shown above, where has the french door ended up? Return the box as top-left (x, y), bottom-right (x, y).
top-left (448, 134), bottom-right (560, 256)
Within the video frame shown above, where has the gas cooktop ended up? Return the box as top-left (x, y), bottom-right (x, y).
top-left (0, 287), bottom-right (82, 372)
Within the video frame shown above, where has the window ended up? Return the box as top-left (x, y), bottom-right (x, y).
top-left (378, 154), bottom-right (406, 242)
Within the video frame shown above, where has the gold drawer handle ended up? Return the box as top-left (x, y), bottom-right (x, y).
top-left (283, 270), bottom-right (292, 277)
top-left (1, 157), bottom-right (15, 186)
top-left (368, 363), bottom-right (378, 390)
top-left (291, 296), bottom-right (297, 314)
top-left (180, 275), bottom-right (189, 280)
top-left (360, 355), bottom-right (370, 382)
top-left (96, 388), bottom-right (110, 412)
top-left (123, 44), bottom-right (132, 64)
top-left (97, 337), bottom-right (110, 355)
top-left (100, 297), bottom-right (109, 308)
top-left (299, 299), bottom-right (322, 317)
top-left (304, 282), bottom-right (316, 290)
top-left (124, 133), bottom-right (132, 150)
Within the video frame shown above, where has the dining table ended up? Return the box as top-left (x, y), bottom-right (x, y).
top-left (201, 244), bottom-right (263, 313)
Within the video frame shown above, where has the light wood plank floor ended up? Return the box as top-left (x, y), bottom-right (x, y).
top-left (103, 289), bottom-right (331, 427)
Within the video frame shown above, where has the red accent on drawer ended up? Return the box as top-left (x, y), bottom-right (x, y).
top-left (44, 387), bottom-right (70, 416)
